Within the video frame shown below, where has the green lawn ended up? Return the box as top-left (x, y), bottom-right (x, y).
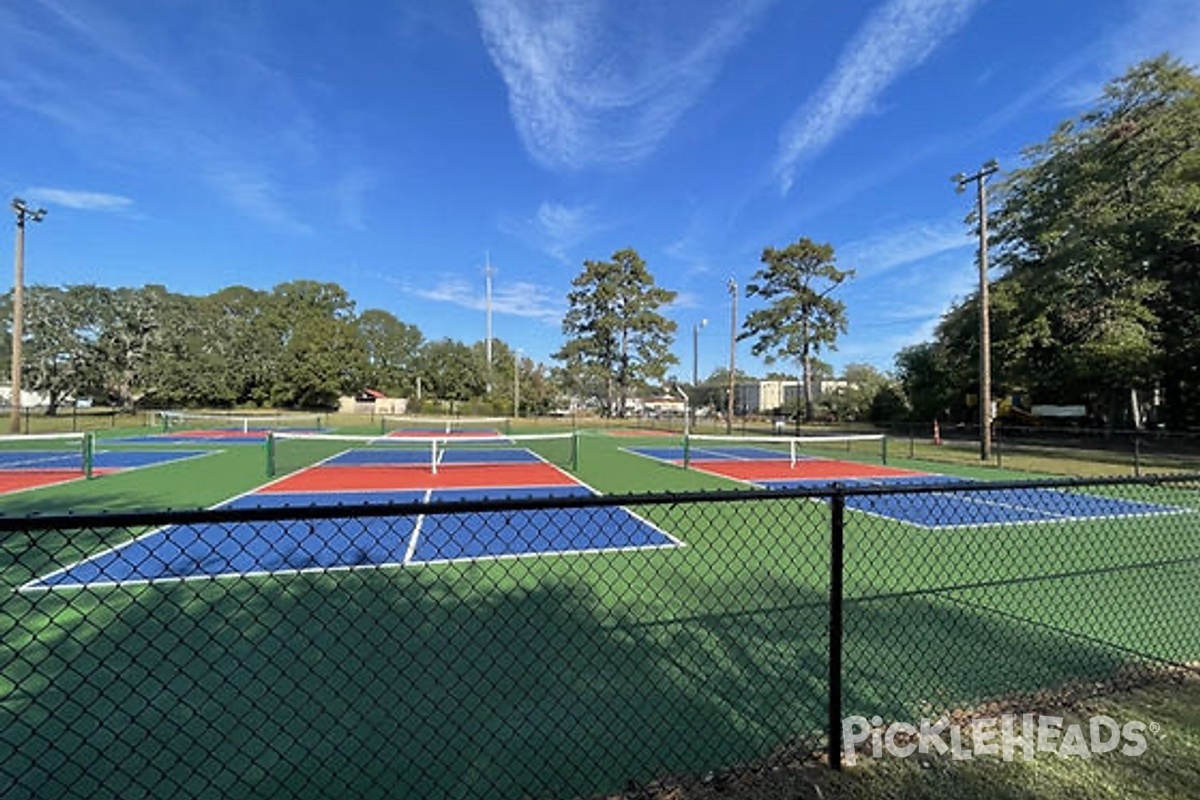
top-left (1, 427), bottom-right (1197, 799)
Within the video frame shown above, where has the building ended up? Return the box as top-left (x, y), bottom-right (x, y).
top-left (733, 380), bottom-right (800, 415)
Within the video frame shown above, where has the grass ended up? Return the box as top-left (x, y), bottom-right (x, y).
top-left (609, 669), bottom-right (1200, 800)
top-left (0, 421), bottom-right (1197, 798)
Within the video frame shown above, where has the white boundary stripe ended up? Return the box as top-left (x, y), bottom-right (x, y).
top-left (403, 489), bottom-right (433, 565)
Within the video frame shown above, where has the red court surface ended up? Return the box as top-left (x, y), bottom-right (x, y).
top-left (262, 462), bottom-right (579, 493)
top-left (0, 471), bottom-right (84, 494)
top-left (689, 458), bottom-right (922, 482)
top-left (0, 468), bottom-right (121, 495)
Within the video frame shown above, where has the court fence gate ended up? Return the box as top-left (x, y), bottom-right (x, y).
top-left (3, 473), bottom-right (1198, 798)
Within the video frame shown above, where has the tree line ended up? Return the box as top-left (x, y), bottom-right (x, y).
top-left (7, 56), bottom-right (1193, 429)
top-left (1, 280), bottom-right (558, 416)
top-left (897, 55), bottom-right (1200, 430)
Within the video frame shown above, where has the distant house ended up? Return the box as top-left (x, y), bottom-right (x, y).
top-left (0, 385), bottom-right (58, 409)
top-left (641, 395), bottom-right (687, 417)
top-left (339, 389), bottom-right (408, 415)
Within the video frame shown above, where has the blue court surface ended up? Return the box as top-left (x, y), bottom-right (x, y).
top-left (626, 446), bottom-right (1184, 529)
top-left (0, 448), bottom-right (209, 471)
top-left (26, 487), bottom-right (682, 590)
top-left (822, 477), bottom-right (1183, 529)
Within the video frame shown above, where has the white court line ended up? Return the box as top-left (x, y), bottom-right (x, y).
top-left (402, 489), bottom-right (433, 565)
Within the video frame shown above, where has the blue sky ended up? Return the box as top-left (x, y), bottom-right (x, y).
top-left (2, 0), bottom-right (1197, 383)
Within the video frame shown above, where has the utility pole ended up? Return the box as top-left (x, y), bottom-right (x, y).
top-left (10, 199), bottom-right (47, 435)
top-left (484, 252), bottom-right (494, 393)
top-left (953, 159), bottom-right (999, 461)
top-left (726, 277), bottom-right (737, 435)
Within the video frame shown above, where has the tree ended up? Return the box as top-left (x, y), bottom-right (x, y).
top-left (894, 342), bottom-right (959, 422)
top-left (95, 286), bottom-right (168, 406)
top-left (742, 238), bottom-right (854, 422)
top-left (420, 338), bottom-right (486, 407)
top-left (693, 366), bottom-right (755, 412)
top-left (357, 309), bottom-right (423, 396)
top-left (19, 285), bottom-right (107, 413)
top-left (555, 248), bottom-right (678, 416)
top-left (826, 363), bottom-right (890, 422)
top-left (986, 54), bottom-right (1199, 428)
top-left (268, 281), bottom-right (366, 408)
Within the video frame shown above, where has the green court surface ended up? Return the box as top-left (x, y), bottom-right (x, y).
top-left (2, 428), bottom-right (1197, 799)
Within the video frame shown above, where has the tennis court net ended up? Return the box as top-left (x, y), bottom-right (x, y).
top-left (380, 415), bottom-right (511, 436)
top-left (157, 411), bottom-right (324, 434)
top-left (0, 432), bottom-right (94, 478)
top-left (267, 431), bottom-right (577, 477)
top-left (683, 432), bottom-right (888, 469)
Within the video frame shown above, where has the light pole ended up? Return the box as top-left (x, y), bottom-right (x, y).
top-left (726, 277), bottom-right (737, 435)
top-left (691, 319), bottom-right (708, 387)
top-left (10, 199), bottom-right (47, 435)
top-left (691, 318), bottom-right (707, 430)
top-left (953, 159), bottom-right (999, 461)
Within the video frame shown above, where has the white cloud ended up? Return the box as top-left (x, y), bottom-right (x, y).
top-left (1059, 0), bottom-right (1200, 108)
top-left (473, 0), bottom-right (772, 170)
top-left (839, 217), bottom-right (973, 280)
top-left (209, 171), bottom-right (312, 235)
top-left (413, 276), bottom-right (564, 324)
top-left (773, 0), bottom-right (984, 193)
top-left (23, 187), bottom-right (134, 212)
top-left (500, 201), bottom-right (602, 262)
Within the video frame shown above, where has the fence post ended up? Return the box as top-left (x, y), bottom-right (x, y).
top-left (1133, 435), bottom-right (1142, 477)
top-left (828, 488), bottom-right (846, 770)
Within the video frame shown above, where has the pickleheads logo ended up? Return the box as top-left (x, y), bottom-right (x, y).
top-left (842, 714), bottom-right (1152, 766)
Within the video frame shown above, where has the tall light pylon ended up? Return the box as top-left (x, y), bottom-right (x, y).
top-left (484, 252), bottom-right (494, 393)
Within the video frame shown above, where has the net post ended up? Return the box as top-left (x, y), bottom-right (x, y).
top-left (682, 432), bottom-right (691, 470)
top-left (265, 432), bottom-right (276, 477)
top-left (571, 429), bottom-right (579, 472)
top-left (790, 439), bottom-right (798, 469)
top-left (881, 435), bottom-right (888, 465)
top-left (430, 438), bottom-right (439, 474)
top-left (82, 432), bottom-right (94, 479)
top-left (380, 416), bottom-right (387, 436)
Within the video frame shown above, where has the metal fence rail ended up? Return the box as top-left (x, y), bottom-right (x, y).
top-left (3, 475), bottom-right (1198, 799)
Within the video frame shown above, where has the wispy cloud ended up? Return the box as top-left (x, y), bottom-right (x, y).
top-left (23, 187), bottom-right (134, 212)
top-left (473, 0), bottom-right (772, 170)
top-left (839, 217), bottom-right (973, 280)
top-left (1059, 0), bottom-right (1200, 107)
top-left (209, 171), bottom-right (313, 235)
top-left (3, 4), bottom-right (345, 235)
top-left (773, 0), bottom-right (983, 193)
top-left (500, 201), bottom-right (603, 262)
top-left (413, 276), bottom-right (564, 323)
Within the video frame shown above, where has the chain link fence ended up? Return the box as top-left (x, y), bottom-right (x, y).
top-left (3, 475), bottom-right (1198, 798)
